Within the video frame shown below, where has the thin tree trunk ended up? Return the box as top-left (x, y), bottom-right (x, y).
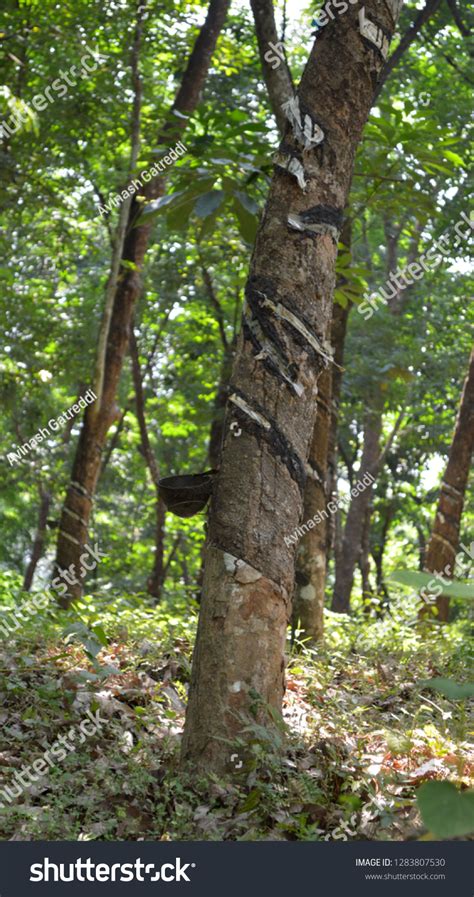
top-left (332, 400), bottom-right (405, 612)
top-left (423, 345), bottom-right (474, 621)
top-left (162, 534), bottom-right (182, 582)
top-left (208, 344), bottom-right (235, 468)
top-left (416, 523), bottom-right (426, 571)
top-left (93, 8), bottom-right (144, 410)
top-left (331, 404), bottom-right (383, 612)
top-left (293, 221), bottom-right (352, 641)
top-left (181, 550), bottom-right (191, 587)
top-left (372, 499), bottom-right (394, 610)
top-left (292, 364), bottom-right (331, 641)
top-left (359, 502), bottom-right (373, 613)
top-left (99, 406), bottom-right (130, 477)
top-left (181, 1), bottom-right (404, 772)
top-left (148, 499), bottom-right (166, 599)
top-left (54, 0), bottom-right (231, 605)
top-left (23, 485), bottom-right (51, 591)
top-left (327, 299), bottom-right (351, 581)
top-left (331, 206), bottom-right (416, 613)
top-left (129, 329), bottom-right (167, 600)
top-left (326, 299), bottom-right (351, 557)
top-left (199, 258), bottom-right (236, 469)
top-left (22, 385), bottom-right (85, 591)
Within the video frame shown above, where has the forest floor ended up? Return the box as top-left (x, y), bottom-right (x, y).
top-left (0, 586), bottom-right (472, 841)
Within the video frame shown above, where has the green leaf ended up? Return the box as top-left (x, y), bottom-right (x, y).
top-left (91, 624), bottom-right (108, 647)
top-left (138, 192), bottom-right (185, 221)
top-left (167, 197), bottom-right (196, 231)
top-left (417, 781), bottom-right (474, 838)
top-left (75, 670), bottom-right (99, 683)
top-left (83, 638), bottom-right (102, 658)
top-left (419, 678), bottom-right (474, 700)
top-left (240, 788), bottom-right (261, 811)
top-left (100, 664), bottom-right (120, 677)
top-left (234, 190), bottom-right (259, 215)
top-left (198, 208), bottom-right (219, 240)
top-left (442, 150), bottom-right (465, 167)
top-left (232, 195), bottom-right (258, 244)
top-left (135, 179), bottom-right (217, 225)
top-left (194, 190), bottom-right (225, 219)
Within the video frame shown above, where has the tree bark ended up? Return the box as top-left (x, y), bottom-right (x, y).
top-left (54, 0), bottom-right (231, 605)
top-left (181, 1), bottom-right (404, 772)
top-left (423, 345), bottom-right (474, 621)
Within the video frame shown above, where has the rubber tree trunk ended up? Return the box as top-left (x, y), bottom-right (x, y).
top-left (331, 403), bottom-right (383, 612)
top-left (54, 0), bottom-right (231, 605)
top-left (181, 1), bottom-right (404, 772)
top-left (423, 345), bottom-right (474, 621)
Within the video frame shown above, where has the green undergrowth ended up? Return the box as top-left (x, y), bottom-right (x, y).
top-left (0, 576), bottom-right (472, 841)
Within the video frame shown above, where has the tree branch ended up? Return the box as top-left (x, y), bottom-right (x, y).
top-left (374, 0), bottom-right (444, 100)
top-left (99, 406), bottom-right (130, 476)
top-left (198, 253), bottom-right (229, 351)
top-left (162, 534), bottom-right (182, 579)
top-left (422, 29), bottom-right (474, 79)
top-left (446, 0), bottom-right (471, 37)
top-left (376, 406), bottom-right (407, 472)
top-left (249, 0), bottom-right (294, 135)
